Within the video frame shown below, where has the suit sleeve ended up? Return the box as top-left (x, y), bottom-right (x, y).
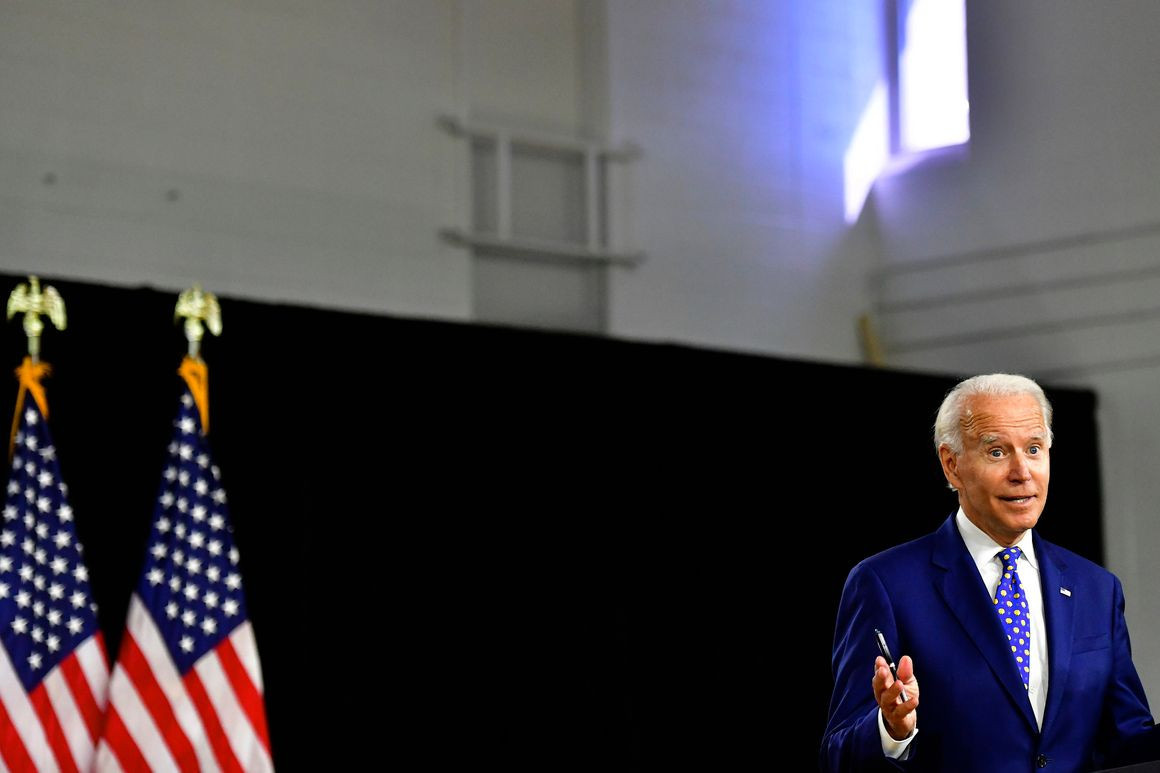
top-left (820, 561), bottom-right (911, 772)
top-left (1097, 575), bottom-right (1160, 767)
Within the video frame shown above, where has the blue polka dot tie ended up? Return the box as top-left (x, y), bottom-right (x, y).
top-left (994, 547), bottom-right (1031, 689)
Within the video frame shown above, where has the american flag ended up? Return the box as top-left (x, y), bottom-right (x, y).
top-left (95, 373), bottom-right (272, 772)
top-left (0, 371), bottom-right (109, 771)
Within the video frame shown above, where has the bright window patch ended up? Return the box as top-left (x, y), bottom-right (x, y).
top-left (844, 0), bottom-right (969, 222)
top-left (898, 0), bottom-right (970, 153)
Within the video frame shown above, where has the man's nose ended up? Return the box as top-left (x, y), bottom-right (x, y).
top-left (1008, 454), bottom-right (1032, 481)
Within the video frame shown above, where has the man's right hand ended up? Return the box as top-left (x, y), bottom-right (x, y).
top-left (873, 654), bottom-right (919, 740)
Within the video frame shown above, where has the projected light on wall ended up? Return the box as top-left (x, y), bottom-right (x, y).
top-left (843, 83), bottom-right (890, 224)
top-left (843, 0), bottom-right (969, 223)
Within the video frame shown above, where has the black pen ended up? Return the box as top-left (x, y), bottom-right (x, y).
top-left (874, 628), bottom-right (910, 702)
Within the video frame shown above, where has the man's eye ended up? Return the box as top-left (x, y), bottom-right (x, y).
top-left (1028, 445), bottom-right (1041, 455)
top-left (989, 449), bottom-right (1003, 458)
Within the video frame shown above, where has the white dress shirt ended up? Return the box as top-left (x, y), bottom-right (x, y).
top-left (880, 508), bottom-right (1049, 758)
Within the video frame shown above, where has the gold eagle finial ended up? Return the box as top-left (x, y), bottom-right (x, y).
top-left (7, 276), bottom-right (66, 363)
top-left (174, 283), bottom-right (221, 360)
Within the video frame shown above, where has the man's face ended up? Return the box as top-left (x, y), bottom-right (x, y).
top-left (939, 393), bottom-right (1050, 547)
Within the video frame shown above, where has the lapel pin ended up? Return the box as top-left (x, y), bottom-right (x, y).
top-left (1060, 587), bottom-right (1072, 597)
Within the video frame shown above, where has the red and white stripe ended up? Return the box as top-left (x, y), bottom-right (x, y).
top-left (0, 634), bottom-right (109, 773)
top-left (94, 596), bottom-right (273, 773)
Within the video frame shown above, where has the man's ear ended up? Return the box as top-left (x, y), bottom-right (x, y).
top-left (939, 444), bottom-right (961, 490)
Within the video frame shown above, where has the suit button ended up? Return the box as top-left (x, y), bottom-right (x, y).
top-left (1037, 754), bottom-right (1048, 767)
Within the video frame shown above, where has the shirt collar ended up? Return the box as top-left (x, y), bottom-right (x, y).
top-left (955, 507), bottom-right (1038, 571)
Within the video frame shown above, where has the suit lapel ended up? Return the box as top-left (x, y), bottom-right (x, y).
top-left (1036, 533), bottom-right (1074, 737)
top-left (932, 516), bottom-right (1039, 734)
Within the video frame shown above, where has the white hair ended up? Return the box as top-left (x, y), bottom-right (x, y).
top-left (933, 373), bottom-right (1053, 456)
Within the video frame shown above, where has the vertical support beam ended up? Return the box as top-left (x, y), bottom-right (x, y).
top-left (585, 147), bottom-right (601, 251)
top-left (496, 131), bottom-right (512, 240)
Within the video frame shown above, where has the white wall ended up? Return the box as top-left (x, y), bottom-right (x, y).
top-left (0, 1), bottom-right (476, 317)
top-left (604, 0), bottom-right (883, 361)
top-left (0, 0), bottom-right (879, 362)
top-left (868, 1), bottom-right (1160, 696)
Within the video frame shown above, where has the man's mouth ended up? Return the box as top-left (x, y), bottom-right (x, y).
top-left (1000, 495), bottom-right (1035, 504)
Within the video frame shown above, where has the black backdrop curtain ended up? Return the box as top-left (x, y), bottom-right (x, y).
top-left (0, 273), bottom-right (1103, 771)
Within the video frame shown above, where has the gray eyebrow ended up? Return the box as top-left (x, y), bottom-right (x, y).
top-left (979, 433), bottom-right (1046, 445)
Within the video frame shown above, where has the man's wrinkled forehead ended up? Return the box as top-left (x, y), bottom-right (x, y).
top-left (959, 395), bottom-right (1046, 444)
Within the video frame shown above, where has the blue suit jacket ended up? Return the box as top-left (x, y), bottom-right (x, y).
top-left (821, 515), bottom-right (1159, 772)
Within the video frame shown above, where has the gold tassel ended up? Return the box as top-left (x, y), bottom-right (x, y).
top-left (178, 356), bottom-right (210, 434)
top-left (9, 357), bottom-right (51, 462)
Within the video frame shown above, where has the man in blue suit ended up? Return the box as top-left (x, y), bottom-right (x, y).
top-left (821, 374), bottom-right (1160, 772)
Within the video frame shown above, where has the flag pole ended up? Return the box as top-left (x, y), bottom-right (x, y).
top-left (0, 275), bottom-right (109, 772)
top-left (5, 275), bottom-right (65, 460)
top-left (95, 283), bottom-right (273, 771)
top-left (174, 283), bottom-right (221, 432)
